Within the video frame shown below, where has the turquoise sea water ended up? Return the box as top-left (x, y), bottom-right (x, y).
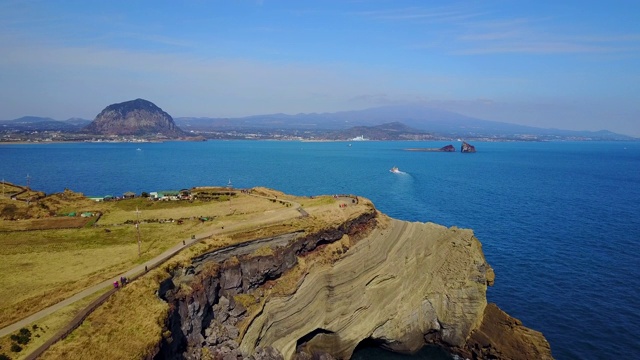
top-left (1, 140), bottom-right (639, 359)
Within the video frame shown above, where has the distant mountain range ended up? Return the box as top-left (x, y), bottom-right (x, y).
top-left (1, 105), bottom-right (636, 141)
top-left (0, 116), bottom-right (92, 131)
top-left (174, 105), bottom-right (636, 140)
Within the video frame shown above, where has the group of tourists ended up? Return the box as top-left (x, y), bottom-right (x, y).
top-left (113, 276), bottom-right (128, 289)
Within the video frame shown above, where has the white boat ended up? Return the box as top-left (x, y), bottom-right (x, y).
top-left (390, 166), bottom-right (401, 174)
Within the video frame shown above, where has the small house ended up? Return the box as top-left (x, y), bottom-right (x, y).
top-left (123, 191), bottom-right (136, 199)
top-left (157, 191), bottom-right (179, 201)
top-left (179, 189), bottom-right (192, 200)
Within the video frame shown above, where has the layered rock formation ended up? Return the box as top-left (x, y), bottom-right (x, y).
top-left (155, 205), bottom-right (552, 359)
top-left (454, 303), bottom-right (552, 359)
top-left (241, 219), bottom-right (491, 359)
top-left (84, 98), bottom-right (185, 137)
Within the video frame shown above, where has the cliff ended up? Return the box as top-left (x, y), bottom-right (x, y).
top-left (156, 208), bottom-right (552, 359)
top-left (84, 98), bottom-right (186, 137)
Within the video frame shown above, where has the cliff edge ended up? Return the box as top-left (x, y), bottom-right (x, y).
top-left (157, 207), bottom-right (552, 359)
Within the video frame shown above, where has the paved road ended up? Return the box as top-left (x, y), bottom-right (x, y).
top-left (0, 196), bottom-right (304, 338)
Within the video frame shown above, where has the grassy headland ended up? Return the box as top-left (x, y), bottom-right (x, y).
top-left (0, 183), bottom-right (371, 359)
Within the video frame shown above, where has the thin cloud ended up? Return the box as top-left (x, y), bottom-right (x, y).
top-left (359, 3), bottom-right (640, 56)
top-left (456, 42), bottom-right (636, 55)
top-left (101, 32), bottom-right (196, 49)
top-left (453, 16), bottom-right (640, 55)
top-left (356, 6), bottom-right (487, 23)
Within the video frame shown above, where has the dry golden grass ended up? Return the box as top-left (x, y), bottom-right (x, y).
top-left (251, 246), bottom-right (275, 257)
top-left (39, 235), bottom-right (241, 360)
top-left (40, 270), bottom-right (170, 360)
top-left (0, 188), bottom-right (95, 220)
top-left (97, 193), bottom-right (281, 224)
top-left (0, 216), bottom-right (93, 231)
top-left (0, 192), bottom-right (288, 328)
top-left (0, 182), bottom-right (24, 196)
top-left (1, 186), bottom-right (377, 360)
top-left (0, 288), bottom-right (109, 360)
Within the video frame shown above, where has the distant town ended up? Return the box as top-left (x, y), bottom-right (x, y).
top-left (2, 100), bottom-right (635, 142)
top-left (0, 128), bottom-right (630, 143)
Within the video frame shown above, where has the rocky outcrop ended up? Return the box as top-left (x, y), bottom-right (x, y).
top-left (240, 220), bottom-right (492, 359)
top-left (404, 144), bottom-right (456, 152)
top-left (155, 210), bottom-right (377, 359)
top-left (84, 98), bottom-right (185, 137)
top-left (156, 209), bottom-right (552, 360)
top-left (461, 141), bottom-right (476, 153)
top-left (452, 303), bottom-right (553, 359)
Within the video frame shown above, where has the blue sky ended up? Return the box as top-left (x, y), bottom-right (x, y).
top-left (1, 0), bottom-right (639, 136)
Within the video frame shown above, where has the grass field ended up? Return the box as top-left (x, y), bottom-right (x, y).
top-left (0, 184), bottom-right (370, 359)
top-left (0, 288), bottom-right (109, 360)
top-left (0, 187), bottom-right (298, 329)
top-left (0, 217), bottom-right (94, 231)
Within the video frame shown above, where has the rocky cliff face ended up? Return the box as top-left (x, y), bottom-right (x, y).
top-left (84, 98), bottom-right (185, 137)
top-left (155, 210), bottom-right (552, 360)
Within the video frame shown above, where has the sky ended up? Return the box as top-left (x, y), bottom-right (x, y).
top-left (0, 0), bottom-right (639, 136)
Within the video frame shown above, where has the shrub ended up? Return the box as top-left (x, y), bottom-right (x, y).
top-left (0, 353), bottom-right (12, 360)
top-left (10, 344), bottom-right (21, 353)
top-left (0, 204), bottom-right (18, 219)
top-left (9, 328), bottom-right (31, 345)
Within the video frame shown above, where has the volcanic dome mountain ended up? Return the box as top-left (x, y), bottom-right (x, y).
top-left (84, 99), bottom-right (185, 137)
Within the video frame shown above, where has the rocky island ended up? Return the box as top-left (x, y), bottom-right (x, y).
top-left (83, 98), bottom-right (186, 138)
top-left (461, 141), bottom-right (477, 153)
top-left (405, 144), bottom-right (457, 152)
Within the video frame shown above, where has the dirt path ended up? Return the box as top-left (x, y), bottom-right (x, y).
top-left (0, 197), bottom-right (304, 339)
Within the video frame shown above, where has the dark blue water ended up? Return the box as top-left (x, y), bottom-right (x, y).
top-left (1, 140), bottom-right (639, 360)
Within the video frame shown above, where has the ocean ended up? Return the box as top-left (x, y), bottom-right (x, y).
top-left (1, 140), bottom-right (639, 359)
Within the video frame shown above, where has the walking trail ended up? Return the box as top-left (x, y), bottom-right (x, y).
top-left (0, 194), bottom-right (303, 339)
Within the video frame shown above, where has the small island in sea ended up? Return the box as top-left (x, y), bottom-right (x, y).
top-left (405, 141), bottom-right (477, 153)
top-left (405, 144), bottom-right (457, 152)
top-left (0, 182), bottom-right (551, 359)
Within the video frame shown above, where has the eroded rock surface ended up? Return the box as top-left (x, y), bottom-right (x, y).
top-left (240, 220), bottom-right (491, 359)
top-left (155, 208), bottom-right (552, 360)
top-left (452, 303), bottom-right (553, 360)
